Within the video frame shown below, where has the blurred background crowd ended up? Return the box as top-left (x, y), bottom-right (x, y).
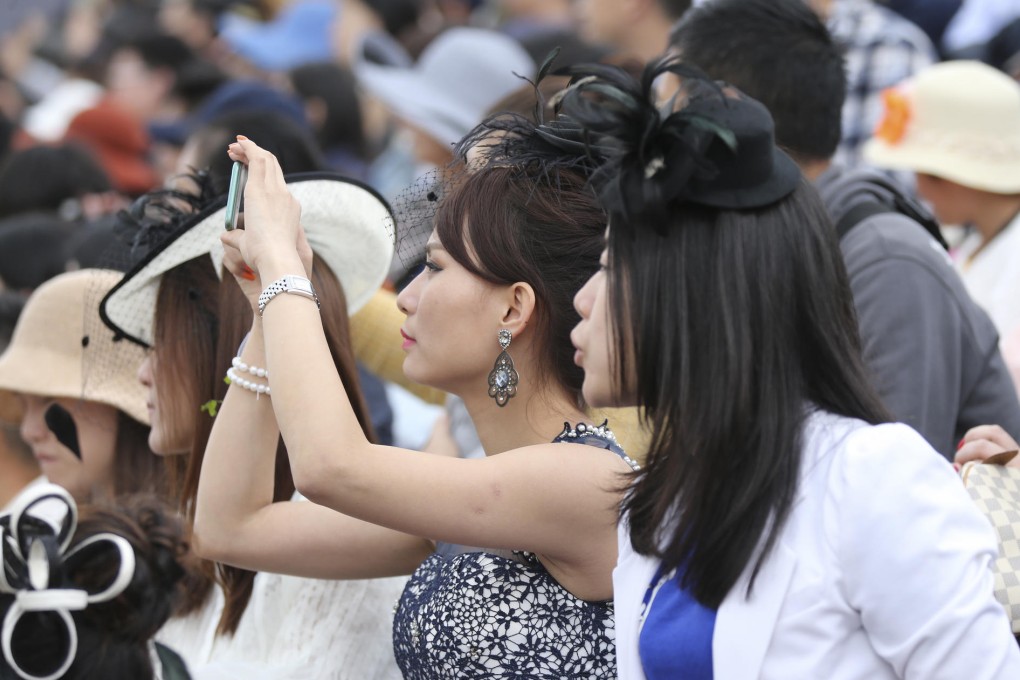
top-left (0, 0), bottom-right (1019, 460)
top-left (0, 0), bottom-right (1019, 678)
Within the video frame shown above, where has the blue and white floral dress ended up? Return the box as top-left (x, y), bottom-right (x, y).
top-left (392, 422), bottom-right (637, 679)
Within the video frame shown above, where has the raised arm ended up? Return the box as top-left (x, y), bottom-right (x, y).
top-left (218, 138), bottom-right (625, 596)
top-left (193, 261), bottom-right (432, 579)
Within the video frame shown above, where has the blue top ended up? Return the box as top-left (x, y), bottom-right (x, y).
top-left (639, 567), bottom-right (717, 680)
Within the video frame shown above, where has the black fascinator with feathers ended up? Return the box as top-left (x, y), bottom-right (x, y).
top-left (111, 170), bottom-right (219, 270)
top-left (451, 49), bottom-right (607, 184)
top-left (541, 57), bottom-right (802, 226)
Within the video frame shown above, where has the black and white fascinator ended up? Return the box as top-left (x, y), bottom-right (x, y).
top-left (0, 484), bottom-right (135, 680)
top-left (540, 57), bottom-right (802, 225)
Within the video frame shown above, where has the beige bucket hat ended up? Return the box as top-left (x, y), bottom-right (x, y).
top-left (863, 60), bottom-right (1020, 194)
top-left (0, 269), bottom-right (149, 425)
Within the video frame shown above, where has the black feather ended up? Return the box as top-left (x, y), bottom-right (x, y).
top-left (543, 57), bottom-right (738, 225)
top-left (113, 170), bottom-right (217, 267)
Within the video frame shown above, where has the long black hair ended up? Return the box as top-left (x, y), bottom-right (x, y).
top-left (556, 59), bottom-right (890, 606)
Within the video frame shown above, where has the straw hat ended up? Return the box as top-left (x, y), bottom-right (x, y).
top-left (100, 172), bottom-right (395, 348)
top-left (863, 61), bottom-right (1020, 194)
top-left (0, 269), bottom-right (149, 425)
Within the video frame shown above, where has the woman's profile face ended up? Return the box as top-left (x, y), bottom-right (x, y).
top-left (137, 352), bottom-right (191, 456)
top-left (571, 246), bottom-right (634, 408)
top-left (395, 230), bottom-right (508, 396)
top-left (18, 394), bottom-right (118, 501)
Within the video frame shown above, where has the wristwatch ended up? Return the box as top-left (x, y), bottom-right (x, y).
top-left (258, 275), bottom-right (321, 316)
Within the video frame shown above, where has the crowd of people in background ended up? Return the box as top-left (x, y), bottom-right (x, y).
top-left (1, 0), bottom-right (1020, 678)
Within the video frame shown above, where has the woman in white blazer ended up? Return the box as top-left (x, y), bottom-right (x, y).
top-left (564, 59), bottom-right (1020, 678)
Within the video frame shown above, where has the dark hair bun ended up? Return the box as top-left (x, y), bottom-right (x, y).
top-left (69, 495), bottom-right (190, 679)
top-left (71, 494), bottom-right (188, 644)
top-left (1, 493), bottom-right (192, 680)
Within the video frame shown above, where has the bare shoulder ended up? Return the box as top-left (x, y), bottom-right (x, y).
top-left (500, 437), bottom-right (637, 477)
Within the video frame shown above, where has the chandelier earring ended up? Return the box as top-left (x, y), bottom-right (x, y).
top-left (487, 329), bottom-right (519, 406)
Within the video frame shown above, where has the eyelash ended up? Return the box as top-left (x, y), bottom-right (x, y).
top-left (424, 259), bottom-right (442, 273)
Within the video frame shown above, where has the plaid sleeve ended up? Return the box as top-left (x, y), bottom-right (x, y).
top-left (834, 1), bottom-right (937, 167)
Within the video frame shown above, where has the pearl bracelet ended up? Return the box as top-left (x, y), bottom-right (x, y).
top-left (232, 356), bottom-right (269, 379)
top-left (226, 367), bottom-right (271, 397)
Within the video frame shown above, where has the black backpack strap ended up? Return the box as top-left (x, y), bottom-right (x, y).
top-left (835, 201), bottom-right (890, 242)
top-left (835, 175), bottom-right (950, 250)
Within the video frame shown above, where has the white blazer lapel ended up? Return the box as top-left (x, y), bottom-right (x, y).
top-left (614, 524), bottom-right (659, 680)
top-left (713, 541), bottom-right (798, 680)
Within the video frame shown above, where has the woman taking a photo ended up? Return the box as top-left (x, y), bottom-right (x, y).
top-left (194, 109), bottom-right (634, 677)
top-left (565, 60), bottom-right (1020, 678)
top-left (100, 171), bottom-right (407, 678)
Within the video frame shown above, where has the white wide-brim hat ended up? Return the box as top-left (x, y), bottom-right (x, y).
top-left (863, 60), bottom-right (1020, 194)
top-left (0, 269), bottom-right (149, 425)
top-left (100, 172), bottom-right (395, 348)
top-left (355, 27), bottom-right (536, 147)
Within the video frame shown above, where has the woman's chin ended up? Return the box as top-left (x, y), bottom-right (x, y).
top-left (401, 357), bottom-right (431, 387)
top-left (582, 383), bottom-right (627, 410)
top-left (148, 434), bottom-right (189, 456)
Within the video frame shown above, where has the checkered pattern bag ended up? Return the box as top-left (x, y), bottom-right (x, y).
top-left (962, 458), bottom-right (1020, 634)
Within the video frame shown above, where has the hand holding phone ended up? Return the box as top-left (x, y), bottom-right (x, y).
top-left (225, 160), bottom-right (248, 231)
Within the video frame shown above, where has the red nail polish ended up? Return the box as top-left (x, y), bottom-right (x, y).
top-left (241, 270), bottom-right (256, 281)
top-left (952, 462), bottom-right (961, 474)
top-left (957, 438), bottom-right (966, 450)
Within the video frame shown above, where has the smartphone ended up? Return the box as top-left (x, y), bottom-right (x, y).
top-left (225, 160), bottom-right (248, 231)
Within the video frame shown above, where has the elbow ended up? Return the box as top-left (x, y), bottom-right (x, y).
top-left (290, 448), bottom-right (346, 507)
top-left (190, 511), bottom-right (231, 563)
top-left (189, 523), bottom-right (215, 561)
top-left (291, 466), bottom-right (331, 506)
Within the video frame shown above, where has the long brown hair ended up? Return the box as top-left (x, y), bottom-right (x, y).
top-left (152, 255), bottom-right (221, 615)
top-left (154, 253), bottom-right (375, 634)
top-left (111, 411), bottom-right (170, 501)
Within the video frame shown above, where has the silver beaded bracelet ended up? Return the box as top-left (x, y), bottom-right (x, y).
top-left (258, 275), bottom-right (320, 316)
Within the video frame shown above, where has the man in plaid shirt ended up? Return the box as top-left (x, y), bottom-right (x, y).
top-left (825, 0), bottom-right (937, 168)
